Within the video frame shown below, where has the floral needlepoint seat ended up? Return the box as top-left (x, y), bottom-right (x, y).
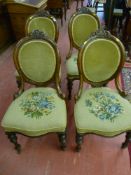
top-left (2, 88), bottom-right (66, 137)
top-left (75, 87), bottom-right (131, 136)
top-left (74, 29), bottom-right (131, 151)
top-left (1, 30), bottom-right (67, 153)
top-left (66, 7), bottom-right (100, 99)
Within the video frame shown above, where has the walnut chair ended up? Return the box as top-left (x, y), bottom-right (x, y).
top-left (74, 29), bottom-right (131, 151)
top-left (16, 10), bottom-right (59, 89)
top-left (66, 7), bottom-right (100, 99)
top-left (1, 30), bottom-right (67, 153)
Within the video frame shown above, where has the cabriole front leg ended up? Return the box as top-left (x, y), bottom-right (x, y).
top-left (121, 131), bottom-right (131, 149)
top-left (67, 78), bottom-right (73, 100)
top-left (6, 132), bottom-right (21, 153)
top-left (76, 132), bottom-right (84, 152)
top-left (57, 131), bottom-right (67, 150)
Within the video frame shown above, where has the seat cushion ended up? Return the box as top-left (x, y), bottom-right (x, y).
top-left (74, 87), bottom-right (131, 136)
top-left (1, 88), bottom-right (67, 136)
top-left (66, 53), bottom-right (79, 76)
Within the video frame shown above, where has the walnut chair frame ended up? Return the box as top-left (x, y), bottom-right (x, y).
top-left (16, 10), bottom-right (59, 89)
top-left (66, 7), bottom-right (100, 99)
top-left (74, 29), bottom-right (131, 151)
top-left (1, 30), bottom-right (67, 153)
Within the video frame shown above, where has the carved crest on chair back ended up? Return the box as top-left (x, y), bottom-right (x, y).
top-left (29, 30), bottom-right (48, 40)
top-left (87, 28), bottom-right (115, 41)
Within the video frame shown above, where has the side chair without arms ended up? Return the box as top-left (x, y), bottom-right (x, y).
top-left (66, 7), bottom-right (100, 99)
top-left (1, 30), bottom-right (67, 153)
top-left (74, 29), bottom-right (131, 151)
top-left (16, 10), bottom-right (59, 89)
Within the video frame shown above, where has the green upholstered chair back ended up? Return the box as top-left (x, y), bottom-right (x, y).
top-left (68, 7), bottom-right (100, 49)
top-left (78, 30), bottom-right (125, 87)
top-left (25, 10), bottom-right (59, 42)
top-left (13, 30), bottom-right (60, 87)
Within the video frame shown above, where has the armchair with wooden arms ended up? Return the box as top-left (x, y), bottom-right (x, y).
top-left (74, 29), bottom-right (131, 151)
top-left (66, 7), bottom-right (100, 99)
top-left (1, 30), bottom-right (67, 153)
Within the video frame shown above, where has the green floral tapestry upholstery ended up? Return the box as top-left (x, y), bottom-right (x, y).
top-left (66, 53), bottom-right (79, 75)
top-left (18, 40), bottom-right (56, 82)
top-left (27, 17), bottom-right (56, 41)
top-left (1, 88), bottom-right (67, 136)
top-left (74, 87), bottom-right (131, 136)
top-left (20, 91), bottom-right (55, 118)
top-left (82, 39), bottom-right (120, 82)
top-left (72, 14), bottom-right (99, 47)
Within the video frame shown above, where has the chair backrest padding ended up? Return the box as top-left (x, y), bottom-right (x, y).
top-left (82, 39), bottom-right (121, 82)
top-left (69, 7), bottom-right (100, 49)
top-left (18, 40), bottom-right (56, 83)
top-left (27, 17), bottom-right (56, 41)
top-left (26, 11), bottom-right (58, 42)
top-left (72, 14), bottom-right (99, 47)
top-left (78, 30), bottom-right (125, 87)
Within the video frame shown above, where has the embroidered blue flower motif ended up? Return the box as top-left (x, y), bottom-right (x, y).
top-left (85, 99), bottom-right (92, 106)
top-left (20, 92), bottom-right (55, 119)
top-left (85, 92), bottom-right (123, 122)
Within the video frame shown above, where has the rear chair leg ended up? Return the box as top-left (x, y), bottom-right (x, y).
top-left (57, 131), bottom-right (66, 150)
top-left (76, 0), bottom-right (79, 10)
top-left (81, 0), bottom-right (84, 7)
top-left (67, 78), bottom-right (73, 100)
top-left (6, 132), bottom-right (21, 153)
top-left (76, 132), bottom-right (84, 152)
top-left (16, 76), bottom-right (22, 89)
top-left (121, 132), bottom-right (131, 149)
